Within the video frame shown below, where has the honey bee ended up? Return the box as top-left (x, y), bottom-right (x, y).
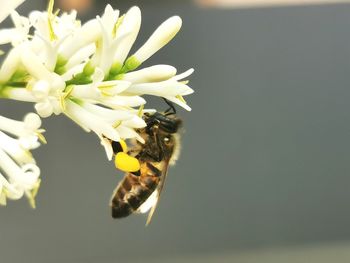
top-left (110, 102), bottom-right (182, 225)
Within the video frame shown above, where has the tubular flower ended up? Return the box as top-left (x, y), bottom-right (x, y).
top-left (0, 113), bottom-right (44, 207)
top-left (0, 0), bottom-right (25, 24)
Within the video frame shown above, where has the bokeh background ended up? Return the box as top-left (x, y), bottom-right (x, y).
top-left (2, 0), bottom-right (350, 262)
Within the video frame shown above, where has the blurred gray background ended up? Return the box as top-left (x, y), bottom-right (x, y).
top-left (2, 0), bottom-right (350, 262)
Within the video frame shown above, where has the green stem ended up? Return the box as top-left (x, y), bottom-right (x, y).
top-left (5, 82), bottom-right (27, 87)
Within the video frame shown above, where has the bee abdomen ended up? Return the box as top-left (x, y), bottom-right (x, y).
top-left (146, 163), bottom-right (162, 177)
top-left (111, 173), bottom-right (159, 218)
top-left (111, 200), bottom-right (133, 218)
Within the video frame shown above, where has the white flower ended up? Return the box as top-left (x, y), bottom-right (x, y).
top-left (31, 79), bottom-right (66, 118)
top-left (29, 9), bottom-right (80, 71)
top-left (70, 68), bottom-right (145, 107)
top-left (0, 46), bottom-right (22, 83)
top-left (58, 18), bottom-right (100, 64)
top-left (65, 100), bottom-right (146, 143)
top-left (0, 0), bottom-right (25, 24)
top-left (112, 6), bottom-right (141, 72)
top-left (93, 5), bottom-right (121, 74)
top-left (120, 65), bottom-right (177, 83)
top-left (123, 16), bottom-right (182, 71)
top-left (0, 113), bottom-right (45, 149)
top-left (120, 67), bottom-right (194, 111)
top-left (0, 11), bottom-right (30, 46)
top-left (0, 113), bottom-right (44, 207)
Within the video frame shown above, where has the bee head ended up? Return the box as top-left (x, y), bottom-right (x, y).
top-left (145, 112), bottom-right (182, 134)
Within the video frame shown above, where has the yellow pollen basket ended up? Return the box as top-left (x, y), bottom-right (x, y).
top-left (115, 152), bottom-right (140, 173)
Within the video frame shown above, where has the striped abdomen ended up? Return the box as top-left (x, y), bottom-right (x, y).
top-left (110, 162), bottom-right (162, 218)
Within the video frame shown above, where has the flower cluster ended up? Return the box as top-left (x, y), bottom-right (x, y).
top-left (0, 113), bottom-right (44, 207)
top-left (0, 0), bottom-right (193, 206)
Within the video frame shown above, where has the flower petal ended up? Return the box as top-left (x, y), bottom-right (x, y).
top-left (121, 65), bottom-right (177, 83)
top-left (0, 0), bottom-right (24, 24)
top-left (125, 16), bottom-right (182, 70)
top-left (113, 6), bottom-right (141, 65)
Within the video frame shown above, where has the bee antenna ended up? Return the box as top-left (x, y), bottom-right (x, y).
top-left (163, 98), bottom-right (176, 115)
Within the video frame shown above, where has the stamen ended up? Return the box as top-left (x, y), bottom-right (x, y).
top-left (98, 83), bottom-right (116, 96)
top-left (63, 85), bottom-right (74, 99)
top-left (35, 131), bottom-right (47, 144)
top-left (59, 96), bottom-right (66, 111)
top-left (138, 104), bottom-right (144, 117)
top-left (176, 95), bottom-right (187, 104)
top-left (27, 178), bottom-right (41, 209)
top-left (113, 120), bottom-right (122, 128)
top-left (47, 0), bottom-right (57, 41)
top-left (0, 189), bottom-right (7, 205)
top-left (112, 15), bottom-right (125, 38)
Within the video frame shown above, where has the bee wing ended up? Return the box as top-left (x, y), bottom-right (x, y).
top-left (145, 161), bottom-right (169, 226)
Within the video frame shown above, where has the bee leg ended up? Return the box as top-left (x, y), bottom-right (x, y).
top-left (146, 118), bottom-right (158, 133)
top-left (150, 128), bottom-right (166, 162)
top-left (144, 150), bottom-right (163, 162)
top-left (131, 170), bottom-right (141, 177)
top-left (154, 131), bottom-right (165, 161)
top-left (163, 98), bottom-right (176, 115)
top-left (139, 128), bottom-right (164, 162)
top-left (127, 148), bottom-right (141, 156)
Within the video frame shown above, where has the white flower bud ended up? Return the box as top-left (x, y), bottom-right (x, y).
top-left (50, 98), bottom-right (63, 115)
top-left (100, 4), bottom-right (120, 34)
top-left (0, 47), bottom-right (21, 83)
top-left (23, 113), bottom-right (42, 131)
top-left (59, 19), bottom-right (101, 59)
top-left (0, 147), bottom-right (40, 201)
top-left (0, 131), bottom-right (35, 164)
top-left (35, 101), bottom-right (54, 118)
top-left (121, 65), bottom-right (177, 83)
top-left (126, 16), bottom-right (182, 69)
top-left (51, 74), bottom-right (66, 92)
top-left (21, 49), bottom-right (53, 82)
top-left (32, 80), bottom-right (50, 100)
top-left (18, 163), bottom-right (40, 187)
top-left (113, 6), bottom-right (141, 65)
